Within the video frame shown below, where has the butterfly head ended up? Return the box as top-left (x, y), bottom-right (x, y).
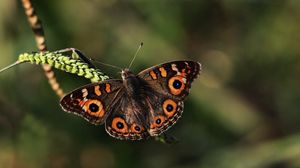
top-left (121, 68), bottom-right (135, 80)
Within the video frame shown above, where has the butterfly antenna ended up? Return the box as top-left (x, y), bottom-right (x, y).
top-left (128, 42), bottom-right (143, 69)
top-left (89, 58), bottom-right (122, 71)
top-left (0, 61), bottom-right (23, 73)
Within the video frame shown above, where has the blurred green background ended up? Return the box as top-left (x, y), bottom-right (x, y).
top-left (1, 0), bottom-right (300, 168)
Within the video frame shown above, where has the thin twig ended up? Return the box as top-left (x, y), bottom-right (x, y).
top-left (21, 0), bottom-right (65, 98)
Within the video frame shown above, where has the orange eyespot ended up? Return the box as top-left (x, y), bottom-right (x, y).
top-left (150, 115), bottom-right (166, 129)
top-left (82, 99), bottom-right (105, 117)
top-left (130, 123), bottom-right (144, 133)
top-left (163, 99), bottom-right (177, 118)
top-left (168, 76), bottom-right (186, 95)
top-left (111, 117), bottom-right (128, 133)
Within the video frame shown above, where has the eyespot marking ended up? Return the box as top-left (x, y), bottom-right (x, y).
top-left (150, 115), bottom-right (166, 129)
top-left (130, 124), bottom-right (144, 133)
top-left (111, 117), bottom-right (128, 133)
top-left (173, 79), bottom-right (182, 89)
top-left (163, 99), bottom-right (177, 118)
top-left (82, 99), bottom-right (105, 117)
top-left (89, 103), bottom-right (99, 112)
top-left (168, 76), bottom-right (186, 95)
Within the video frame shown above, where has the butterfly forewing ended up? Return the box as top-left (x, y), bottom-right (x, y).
top-left (138, 61), bottom-right (201, 100)
top-left (60, 79), bottom-right (123, 125)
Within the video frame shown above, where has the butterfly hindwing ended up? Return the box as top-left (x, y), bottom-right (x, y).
top-left (60, 79), bottom-right (123, 125)
top-left (137, 89), bottom-right (184, 136)
top-left (105, 93), bottom-right (150, 140)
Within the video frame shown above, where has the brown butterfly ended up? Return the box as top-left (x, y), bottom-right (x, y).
top-left (60, 61), bottom-right (201, 140)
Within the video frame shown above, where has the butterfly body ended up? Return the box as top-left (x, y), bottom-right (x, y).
top-left (60, 61), bottom-right (201, 140)
top-left (121, 69), bottom-right (145, 98)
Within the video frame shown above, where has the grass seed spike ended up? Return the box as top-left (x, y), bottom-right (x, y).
top-left (0, 50), bottom-right (110, 83)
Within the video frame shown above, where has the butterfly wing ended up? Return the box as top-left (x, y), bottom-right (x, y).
top-left (104, 92), bottom-right (150, 140)
top-left (138, 60), bottom-right (201, 100)
top-left (60, 79), bottom-right (123, 125)
top-left (137, 61), bottom-right (201, 136)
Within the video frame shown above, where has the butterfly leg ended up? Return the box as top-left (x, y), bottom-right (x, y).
top-left (54, 48), bottom-right (96, 68)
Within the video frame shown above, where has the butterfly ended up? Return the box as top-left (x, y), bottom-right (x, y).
top-left (60, 61), bottom-right (201, 140)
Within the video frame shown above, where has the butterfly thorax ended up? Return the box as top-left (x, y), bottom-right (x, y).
top-left (121, 69), bottom-right (143, 98)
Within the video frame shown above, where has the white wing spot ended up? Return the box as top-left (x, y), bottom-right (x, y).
top-left (171, 64), bottom-right (178, 72)
top-left (171, 64), bottom-right (182, 75)
top-left (182, 78), bottom-right (187, 84)
top-left (82, 88), bottom-right (88, 98)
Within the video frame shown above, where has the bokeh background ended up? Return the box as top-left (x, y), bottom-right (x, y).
top-left (1, 0), bottom-right (300, 168)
